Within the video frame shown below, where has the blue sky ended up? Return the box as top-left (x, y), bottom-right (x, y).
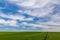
top-left (0, 0), bottom-right (60, 31)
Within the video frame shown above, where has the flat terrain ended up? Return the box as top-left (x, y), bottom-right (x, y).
top-left (0, 32), bottom-right (60, 40)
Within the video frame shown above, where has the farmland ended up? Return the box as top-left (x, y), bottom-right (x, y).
top-left (0, 32), bottom-right (59, 40)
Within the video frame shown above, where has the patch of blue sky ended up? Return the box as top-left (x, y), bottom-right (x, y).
top-left (1, 4), bottom-right (20, 15)
top-left (22, 13), bottom-right (33, 18)
top-left (35, 17), bottom-right (50, 22)
top-left (0, 17), bottom-right (12, 21)
top-left (0, 0), bottom-right (6, 8)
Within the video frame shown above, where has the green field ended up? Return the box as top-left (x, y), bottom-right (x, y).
top-left (0, 32), bottom-right (60, 40)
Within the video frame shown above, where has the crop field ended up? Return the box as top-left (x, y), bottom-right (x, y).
top-left (0, 32), bottom-right (60, 40)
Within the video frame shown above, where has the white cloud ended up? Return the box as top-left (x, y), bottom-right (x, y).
top-left (40, 21), bottom-right (60, 26)
top-left (0, 13), bottom-right (60, 31)
top-left (0, 12), bottom-right (34, 21)
top-left (6, 0), bottom-right (60, 18)
top-left (0, 13), bottom-right (25, 21)
top-left (18, 10), bottom-right (23, 13)
top-left (1, 0), bottom-right (60, 31)
top-left (17, 0), bottom-right (36, 7)
top-left (50, 0), bottom-right (60, 4)
top-left (18, 12), bottom-right (60, 31)
top-left (6, 0), bottom-right (51, 8)
top-left (42, 28), bottom-right (60, 32)
top-left (7, 0), bottom-right (55, 18)
top-left (25, 17), bottom-right (34, 21)
top-left (5, 0), bottom-right (23, 3)
top-left (0, 19), bottom-right (17, 26)
top-left (19, 22), bottom-right (53, 29)
top-left (51, 13), bottom-right (60, 22)
top-left (23, 5), bottom-right (54, 17)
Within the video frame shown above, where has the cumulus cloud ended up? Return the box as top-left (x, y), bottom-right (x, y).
top-left (50, 0), bottom-right (60, 4)
top-left (6, 0), bottom-right (56, 18)
top-left (17, 10), bottom-right (60, 31)
top-left (6, 0), bottom-right (51, 8)
top-left (51, 13), bottom-right (60, 22)
top-left (0, 19), bottom-right (17, 26)
top-left (21, 21), bottom-right (60, 28)
top-left (0, 12), bottom-right (34, 21)
top-left (0, 0), bottom-right (60, 31)
top-left (42, 28), bottom-right (60, 32)
top-left (23, 6), bottom-right (54, 17)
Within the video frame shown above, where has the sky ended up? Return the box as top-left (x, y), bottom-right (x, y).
top-left (0, 0), bottom-right (60, 32)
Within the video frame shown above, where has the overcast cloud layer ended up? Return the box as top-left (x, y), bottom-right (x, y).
top-left (0, 0), bottom-right (60, 31)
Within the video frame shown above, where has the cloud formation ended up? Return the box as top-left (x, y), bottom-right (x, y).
top-left (0, 0), bottom-right (60, 31)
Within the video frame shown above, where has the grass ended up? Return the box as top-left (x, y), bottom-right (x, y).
top-left (46, 32), bottom-right (60, 40)
top-left (0, 32), bottom-right (60, 40)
